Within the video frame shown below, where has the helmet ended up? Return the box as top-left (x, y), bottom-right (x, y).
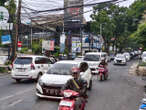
top-left (71, 67), bottom-right (80, 74)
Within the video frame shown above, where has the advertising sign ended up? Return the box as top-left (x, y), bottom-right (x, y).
top-left (64, 0), bottom-right (83, 29)
top-left (49, 40), bottom-right (54, 51)
top-left (72, 37), bottom-right (81, 53)
top-left (60, 33), bottom-right (66, 53)
top-left (1, 35), bottom-right (11, 44)
top-left (0, 6), bottom-right (9, 23)
top-left (42, 40), bottom-right (54, 51)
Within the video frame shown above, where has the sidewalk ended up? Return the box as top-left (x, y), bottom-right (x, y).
top-left (128, 62), bottom-right (146, 87)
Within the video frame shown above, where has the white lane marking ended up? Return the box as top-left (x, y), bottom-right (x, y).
top-left (7, 99), bottom-right (22, 107)
top-left (0, 95), bottom-right (14, 101)
top-left (0, 88), bottom-right (33, 102)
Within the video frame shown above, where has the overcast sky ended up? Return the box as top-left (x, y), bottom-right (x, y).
top-left (20, 0), bottom-right (135, 23)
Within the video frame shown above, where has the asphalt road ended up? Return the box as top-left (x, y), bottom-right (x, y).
top-left (0, 60), bottom-right (144, 110)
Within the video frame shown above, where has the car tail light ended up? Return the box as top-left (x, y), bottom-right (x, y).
top-left (31, 63), bottom-right (35, 70)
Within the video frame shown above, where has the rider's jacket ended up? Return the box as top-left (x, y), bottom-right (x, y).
top-left (62, 78), bottom-right (87, 96)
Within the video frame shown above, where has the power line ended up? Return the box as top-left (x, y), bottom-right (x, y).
top-left (24, 0), bottom-right (120, 13)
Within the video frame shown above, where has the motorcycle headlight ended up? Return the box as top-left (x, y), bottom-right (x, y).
top-left (63, 91), bottom-right (72, 98)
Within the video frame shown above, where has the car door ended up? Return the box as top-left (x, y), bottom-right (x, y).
top-left (43, 57), bottom-right (52, 72)
top-left (35, 57), bottom-right (44, 74)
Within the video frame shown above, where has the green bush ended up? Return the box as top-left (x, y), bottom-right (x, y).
top-left (0, 67), bottom-right (8, 73)
top-left (139, 62), bottom-right (146, 66)
top-left (20, 47), bottom-right (29, 53)
top-left (32, 43), bottom-right (42, 54)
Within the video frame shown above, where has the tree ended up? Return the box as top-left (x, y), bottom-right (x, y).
top-left (91, 3), bottom-right (129, 53)
top-left (131, 22), bottom-right (146, 50)
top-left (0, 0), bottom-right (7, 6)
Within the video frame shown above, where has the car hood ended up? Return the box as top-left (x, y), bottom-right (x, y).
top-left (114, 58), bottom-right (124, 60)
top-left (40, 74), bottom-right (72, 85)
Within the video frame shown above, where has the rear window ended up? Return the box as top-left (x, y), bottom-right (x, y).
top-left (14, 57), bottom-right (32, 64)
top-left (84, 54), bottom-right (100, 61)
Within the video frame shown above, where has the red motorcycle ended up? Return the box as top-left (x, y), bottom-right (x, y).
top-left (58, 90), bottom-right (86, 110)
top-left (97, 65), bottom-right (108, 81)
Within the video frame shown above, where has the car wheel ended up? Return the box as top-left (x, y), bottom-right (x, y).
top-left (15, 79), bottom-right (21, 83)
top-left (88, 80), bottom-right (92, 90)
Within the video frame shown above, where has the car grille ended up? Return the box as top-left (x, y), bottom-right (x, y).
top-left (91, 68), bottom-right (96, 71)
top-left (42, 86), bottom-right (62, 96)
top-left (117, 60), bottom-right (122, 63)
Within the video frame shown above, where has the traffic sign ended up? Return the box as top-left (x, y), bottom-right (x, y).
top-left (0, 6), bottom-right (9, 23)
top-left (1, 35), bottom-right (11, 44)
top-left (17, 41), bottom-right (22, 47)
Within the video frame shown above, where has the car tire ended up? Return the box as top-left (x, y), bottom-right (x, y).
top-left (88, 80), bottom-right (92, 90)
top-left (15, 79), bottom-right (21, 83)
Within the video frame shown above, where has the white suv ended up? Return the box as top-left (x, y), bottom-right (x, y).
top-left (84, 52), bottom-right (108, 74)
top-left (11, 55), bottom-right (52, 82)
top-left (36, 60), bottom-right (92, 99)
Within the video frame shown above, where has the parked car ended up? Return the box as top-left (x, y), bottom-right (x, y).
top-left (114, 54), bottom-right (127, 65)
top-left (123, 52), bottom-right (131, 61)
top-left (108, 53), bottom-right (115, 61)
top-left (36, 60), bottom-right (92, 99)
top-left (83, 52), bottom-right (108, 74)
top-left (141, 53), bottom-right (146, 62)
top-left (11, 55), bottom-right (52, 82)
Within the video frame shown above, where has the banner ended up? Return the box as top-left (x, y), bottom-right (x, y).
top-left (60, 33), bottom-right (66, 53)
top-left (1, 35), bottom-right (11, 44)
top-left (49, 40), bottom-right (54, 51)
top-left (72, 37), bottom-right (81, 53)
top-left (42, 40), bottom-right (54, 51)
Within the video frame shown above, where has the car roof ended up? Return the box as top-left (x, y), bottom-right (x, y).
top-left (85, 52), bottom-right (107, 55)
top-left (17, 54), bottom-right (48, 58)
top-left (56, 60), bottom-right (81, 64)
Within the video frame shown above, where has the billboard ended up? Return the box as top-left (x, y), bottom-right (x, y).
top-left (72, 37), bottom-right (81, 53)
top-left (1, 35), bottom-right (11, 44)
top-left (64, 0), bottom-right (83, 30)
top-left (42, 40), bottom-right (54, 51)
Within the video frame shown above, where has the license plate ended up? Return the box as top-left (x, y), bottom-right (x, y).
top-left (18, 69), bottom-right (25, 72)
top-left (59, 101), bottom-right (73, 107)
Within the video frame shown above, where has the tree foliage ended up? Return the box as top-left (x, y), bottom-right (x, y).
top-left (90, 0), bottom-right (146, 53)
top-left (91, 3), bottom-right (129, 53)
top-left (0, 0), bottom-right (7, 6)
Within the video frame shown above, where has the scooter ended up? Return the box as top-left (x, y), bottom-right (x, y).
top-left (139, 98), bottom-right (146, 110)
top-left (97, 65), bottom-right (108, 81)
top-left (58, 90), bottom-right (86, 110)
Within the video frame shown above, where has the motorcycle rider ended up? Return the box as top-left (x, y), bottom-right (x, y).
top-left (99, 58), bottom-right (108, 73)
top-left (62, 67), bottom-right (87, 110)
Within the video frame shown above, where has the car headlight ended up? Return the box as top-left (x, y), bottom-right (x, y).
top-left (139, 109), bottom-right (144, 110)
top-left (38, 79), bottom-right (44, 86)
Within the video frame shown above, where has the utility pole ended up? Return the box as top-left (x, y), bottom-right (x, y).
top-left (100, 24), bottom-right (102, 37)
top-left (30, 20), bottom-right (32, 49)
top-left (13, 0), bottom-right (21, 59)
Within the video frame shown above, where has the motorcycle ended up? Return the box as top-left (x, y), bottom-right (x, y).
top-left (58, 90), bottom-right (86, 110)
top-left (97, 65), bottom-right (108, 81)
top-left (139, 98), bottom-right (146, 110)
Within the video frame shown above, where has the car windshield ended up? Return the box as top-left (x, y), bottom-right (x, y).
top-left (47, 63), bottom-right (78, 75)
top-left (116, 55), bottom-right (125, 58)
top-left (14, 57), bottom-right (32, 64)
top-left (84, 55), bottom-right (100, 61)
